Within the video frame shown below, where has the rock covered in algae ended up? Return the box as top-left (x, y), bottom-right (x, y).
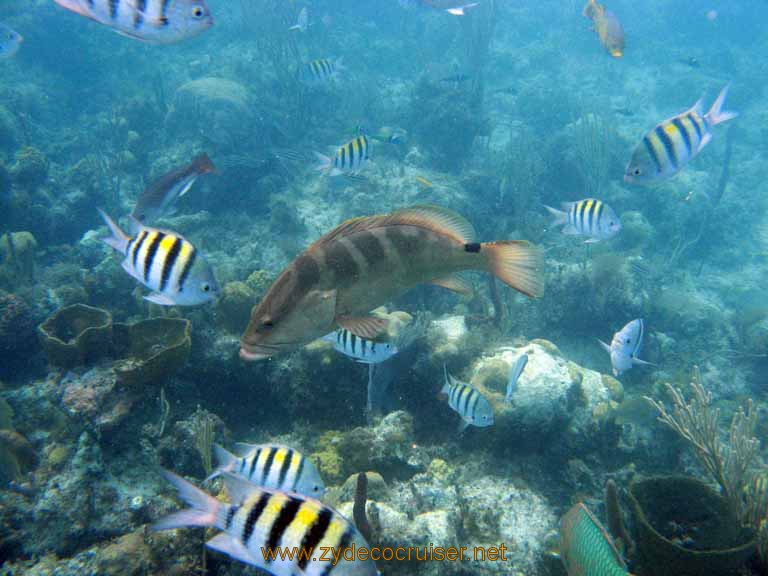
top-left (0, 293), bottom-right (36, 359)
top-left (465, 339), bottom-right (623, 449)
top-left (0, 231), bottom-right (37, 286)
top-left (10, 146), bottom-right (49, 189)
top-left (38, 304), bottom-right (113, 368)
top-left (216, 280), bottom-right (255, 333)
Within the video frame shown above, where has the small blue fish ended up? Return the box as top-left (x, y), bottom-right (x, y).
top-left (505, 354), bottom-right (528, 402)
top-left (0, 23), bottom-right (22, 60)
top-left (442, 366), bottom-right (494, 433)
top-left (598, 319), bottom-right (654, 377)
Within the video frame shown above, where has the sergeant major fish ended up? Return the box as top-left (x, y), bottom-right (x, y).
top-left (560, 503), bottom-right (634, 576)
top-left (53, 0), bottom-right (213, 44)
top-left (598, 319), bottom-right (653, 377)
top-left (98, 209), bottom-right (219, 306)
top-left (315, 135), bottom-right (370, 176)
top-left (207, 443), bottom-right (325, 497)
top-left (582, 0), bottom-right (625, 58)
top-left (442, 366), bottom-right (494, 433)
top-left (0, 23), bottom-right (22, 60)
top-left (624, 84), bottom-right (738, 184)
top-left (132, 153), bottom-right (215, 223)
top-left (298, 58), bottom-right (344, 85)
top-left (154, 470), bottom-right (377, 575)
top-left (322, 328), bottom-right (398, 364)
top-left (544, 199), bottom-right (621, 243)
top-left (239, 205), bottom-right (543, 361)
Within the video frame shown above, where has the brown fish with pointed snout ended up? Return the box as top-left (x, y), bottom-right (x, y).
top-left (240, 205), bottom-right (543, 361)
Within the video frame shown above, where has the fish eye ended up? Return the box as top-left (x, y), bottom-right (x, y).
top-left (202, 283), bottom-right (210, 292)
top-left (313, 484), bottom-right (321, 492)
top-left (633, 168), bottom-right (641, 176)
top-left (625, 338), bottom-right (631, 344)
top-left (262, 320), bottom-right (275, 329)
top-left (191, 5), bottom-right (205, 18)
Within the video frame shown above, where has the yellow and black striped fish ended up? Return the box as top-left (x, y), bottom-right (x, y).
top-left (315, 135), bottom-right (370, 176)
top-left (442, 366), bottom-right (494, 433)
top-left (98, 209), bottom-right (218, 306)
top-left (544, 199), bottom-right (621, 243)
top-left (625, 84), bottom-right (737, 184)
top-left (298, 57), bottom-right (344, 85)
top-left (154, 470), bottom-right (378, 576)
top-left (208, 443), bottom-right (325, 497)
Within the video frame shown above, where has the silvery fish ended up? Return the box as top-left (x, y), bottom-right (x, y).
top-left (505, 354), bottom-right (528, 403)
top-left (53, 0), bottom-right (213, 44)
top-left (154, 471), bottom-right (376, 575)
top-left (98, 209), bottom-right (219, 306)
top-left (239, 205), bottom-right (542, 361)
top-left (132, 153), bottom-right (215, 223)
top-left (400, 0), bottom-right (479, 16)
top-left (322, 328), bottom-right (399, 364)
top-left (544, 199), bottom-right (621, 243)
top-left (0, 23), bottom-right (22, 60)
top-left (442, 366), bottom-right (494, 433)
top-left (289, 7), bottom-right (309, 32)
top-left (624, 84), bottom-right (737, 184)
top-left (560, 503), bottom-right (634, 576)
top-left (598, 319), bottom-right (654, 377)
top-left (298, 58), bottom-right (344, 85)
top-left (207, 443), bottom-right (325, 498)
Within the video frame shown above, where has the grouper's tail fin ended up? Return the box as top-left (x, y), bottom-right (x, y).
top-left (481, 240), bottom-right (544, 298)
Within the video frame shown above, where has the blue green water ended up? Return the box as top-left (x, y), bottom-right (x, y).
top-left (0, 1), bottom-right (766, 575)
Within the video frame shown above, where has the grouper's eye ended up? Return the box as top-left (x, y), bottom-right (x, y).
top-left (262, 320), bottom-right (275, 330)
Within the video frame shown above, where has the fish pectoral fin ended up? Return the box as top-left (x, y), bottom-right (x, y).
top-left (336, 315), bottom-right (389, 340)
top-left (178, 179), bottom-right (197, 198)
top-left (597, 339), bottom-right (612, 354)
top-left (144, 292), bottom-right (177, 306)
top-left (429, 273), bottom-right (474, 296)
top-left (583, 238), bottom-right (601, 244)
top-left (458, 420), bottom-right (471, 434)
top-left (233, 442), bottom-right (261, 456)
top-left (206, 533), bottom-right (259, 565)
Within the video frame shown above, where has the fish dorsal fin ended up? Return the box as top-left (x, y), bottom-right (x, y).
top-left (312, 205), bottom-right (477, 250)
top-left (221, 472), bottom-right (263, 505)
top-left (337, 315), bottom-right (388, 340)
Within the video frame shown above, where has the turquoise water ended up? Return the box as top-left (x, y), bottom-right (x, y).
top-left (0, 1), bottom-right (766, 575)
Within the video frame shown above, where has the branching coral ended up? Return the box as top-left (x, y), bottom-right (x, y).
top-left (645, 366), bottom-right (760, 523)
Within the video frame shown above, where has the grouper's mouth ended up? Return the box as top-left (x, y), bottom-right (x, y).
top-left (239, 341), bottom-right (287, 362)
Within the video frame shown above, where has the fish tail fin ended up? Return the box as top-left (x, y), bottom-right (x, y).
top-left (543, 204), bottom-right (568, 226)
top-left (152, 470), bottom-right (224, 532)
top-left (705, 84), bottom-right (738, 127)
top-left (582, 0), bottom-right (597, 18)
top-left (204, 444), bottom-right (236, 483)
top-left (97, 208), bottom-right (130, 253)
top-left (481, 241), bottom-right (544, 298)
top-left (193, 152), bottom-right (216, 174)
top-left (314, 152), bottom-right (332, 172)
top-left (334, 56), bottom-right (346, 74)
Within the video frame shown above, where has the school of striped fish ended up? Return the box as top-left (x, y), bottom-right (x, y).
top-left (2, 0), bottom-right (749, 574)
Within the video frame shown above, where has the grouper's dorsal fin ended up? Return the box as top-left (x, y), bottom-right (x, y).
top-left (311, 205), bottom-right (477, 250)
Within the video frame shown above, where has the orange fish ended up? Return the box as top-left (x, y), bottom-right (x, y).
top-left (240, 205), bottom-right (543, 360)
top-left (583, 0), bottom-right (625, 58)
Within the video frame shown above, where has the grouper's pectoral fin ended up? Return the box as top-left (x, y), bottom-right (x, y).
top-left (337, 315), bottom-right (389, 340)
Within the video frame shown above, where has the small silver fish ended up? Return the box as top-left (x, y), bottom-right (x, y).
top-left (322, 328), bottom-right (398, 364)
top-left (53, 0), bottom-right (213, 44)
top-left (598, 319), bottom-right (654, 377)
top-left (442, 366), bottom-right (494, 433)
top-left (0, 23), bottom-right (22, 60)
top-left (98, 209), bottom-right (218, 306)
top-left (207, 443), bottom-right (325, 497)
top-left (505, 354), bottom-right (528, 403)
top-left (400, 0), bottom-right (479, 15)
top-left (544, 199), bottom-right (621, 243)
top-left (132, 153), bottom-right (216, 223)
top-left (289, 7), bottom-right (309, 32)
